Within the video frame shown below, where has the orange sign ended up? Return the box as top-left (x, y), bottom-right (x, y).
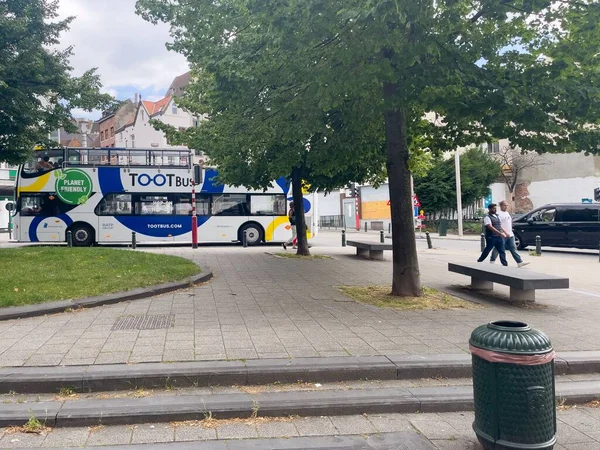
top-left (362, 201), bottom-right (391, 220)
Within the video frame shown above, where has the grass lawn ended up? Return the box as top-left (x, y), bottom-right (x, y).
top-left (338, 285), bottom-right (481, 310)
top-left (0, 247), bottom-right (200, 308)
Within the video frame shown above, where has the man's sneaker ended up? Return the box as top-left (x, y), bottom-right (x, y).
top-left (490, 260), bottom-right (496, 264)
top-left (518, 262), bottom-right (530, 268)
top-left (282, 243), bottom-right (287, 250)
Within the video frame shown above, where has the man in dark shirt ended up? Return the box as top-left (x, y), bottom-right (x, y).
top-left (477, 203), bottom-right (508, 266)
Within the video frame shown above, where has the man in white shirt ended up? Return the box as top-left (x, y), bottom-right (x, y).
top-left (490, 200), bottom-right (530, 267)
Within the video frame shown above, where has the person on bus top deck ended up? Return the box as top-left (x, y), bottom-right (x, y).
top-left (282, 201), bottom-right (297, 250)
top-left (35, 156), bottom-right (54, 172)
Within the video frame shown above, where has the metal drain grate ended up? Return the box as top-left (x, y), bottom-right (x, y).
top-left (112, 314), bottom-right (175, 331)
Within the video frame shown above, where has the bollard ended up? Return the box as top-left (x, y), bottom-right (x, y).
top-left (536, 235), bottom-right (542, 256)
top-left (341, 229), bottom-right (346, 247)
top-left (380, 230), bottom-right (384, 243)
top-left (66, 231), bottom-right (73, 247)
top-left (243, 230), bottom-right (248, 248)
top-left (388, 223), bottom-right (391, 234)
top-left (480, 234), bottom-right (486, 252)
top-left (132, 231), bottom-right (137, 249)
top-left (471, 321), bottom-right (556, 450)
top-left (364, 222), bottom-right (368, 232)
top-left (426, 231), bottom-right (433, 249)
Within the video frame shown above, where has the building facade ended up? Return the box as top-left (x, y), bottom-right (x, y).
top-left (115, 95), bottom-right (194, 149)
top-left (99, 99), bottom-right (137, 148)
top-left (486, 139), bottom-right (600, 213)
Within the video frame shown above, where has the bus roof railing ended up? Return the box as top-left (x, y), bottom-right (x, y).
top-left (35, 147), bottom-right (193, 153)
top-left (31, 147), bottom-right (194, 169)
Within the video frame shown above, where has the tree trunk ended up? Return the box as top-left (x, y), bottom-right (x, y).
top-left (291, 167), bottom-right (310, 256)
top-left (383, 82), bottom-right (422, 297)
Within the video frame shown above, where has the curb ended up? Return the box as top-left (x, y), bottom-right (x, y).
top-left (1, 352), bottom-right (599, 394)
top-left (0, 266), bottom-right (213, 321)
top-left (0, 381), bottom-right (597, 428)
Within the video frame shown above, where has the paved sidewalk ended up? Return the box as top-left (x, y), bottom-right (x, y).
top-left (0, 233), bottom-right (598, 366)
top-left (1, 407), bottom-right (600, 449)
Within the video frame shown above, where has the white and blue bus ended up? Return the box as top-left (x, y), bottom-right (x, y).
top-left (11, 148), bottom-right (311, 246)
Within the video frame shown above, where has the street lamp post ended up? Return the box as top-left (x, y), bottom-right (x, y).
top-left (455, 151), bottom-right (464, 237)
top-left (191, 182), bottom-right (198, 249)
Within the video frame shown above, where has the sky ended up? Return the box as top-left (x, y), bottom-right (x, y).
top-left (57, 0), bottom-right (190, 120)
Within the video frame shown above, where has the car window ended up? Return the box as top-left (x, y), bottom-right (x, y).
top-left (561, 208), bottom-right (600, 222)
top-left (532, 208), bottom-right (556, 222)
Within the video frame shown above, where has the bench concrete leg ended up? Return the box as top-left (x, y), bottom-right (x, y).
top-left (472, 277), bottom-right (493, 290)
top-left (369, 250), bottom-right (384, 260)
top-left (510, 287), bottom-right (535, 302)
top-left (357, 248), bottom-right (369, 258)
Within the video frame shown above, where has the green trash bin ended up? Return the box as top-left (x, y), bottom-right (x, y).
top-left (438, 218), bottom-right (448, 237)
top-left (470, 321), bottom-right (556, 450)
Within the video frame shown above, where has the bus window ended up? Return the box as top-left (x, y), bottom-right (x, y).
top-left (97, 194), bottom-right (133, 215)
top-left (19, 196), bottom-right (43, 216)
top-left (108, 149), bottom-right (127, 166)
top-left (173, 194), bottom-right (192, 215)
top-left (135, 195), bottom-right (173, 215)
top-left (68, 148), bottom-right (87, 165)
top-left (250, 195), bottom-right (286, 216)
top-left (173, 194), bottom-right (211, 215)
top-left (196, 195), bottom-right (210, 215)
top-left (22, 150), bottom-right (63, 176)
top-left (19, 193), bottom-right (75, 216)
top-left (130, 151), bottom-right (148, 166)
top-left (212, 194), bottom-right (248, 216)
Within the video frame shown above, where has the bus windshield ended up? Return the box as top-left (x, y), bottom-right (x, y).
top-left (22, 150), bottom-right (64, 176)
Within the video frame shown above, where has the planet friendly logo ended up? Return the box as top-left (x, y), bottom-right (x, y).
top-left (55, 169), bottom-right (93, 205)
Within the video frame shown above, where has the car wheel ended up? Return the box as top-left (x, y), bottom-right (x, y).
top-left (514, 234), bottom-right (526, 250)
top-left (240, 223), bottom-right (263, 246)
top-left (70, 224), bottom-right (95, 247)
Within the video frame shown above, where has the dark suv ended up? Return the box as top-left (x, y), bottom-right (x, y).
top-left (512, 203), bottom-right (600, 250)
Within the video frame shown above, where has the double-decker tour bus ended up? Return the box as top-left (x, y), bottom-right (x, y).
top-left (10, 147), bottom-right (311, 246)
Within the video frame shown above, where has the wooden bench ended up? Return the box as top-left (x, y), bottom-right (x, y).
top-left (448, 262), bottom-right (569, 302)
top-left (347, 240), bottom-right (392, 261)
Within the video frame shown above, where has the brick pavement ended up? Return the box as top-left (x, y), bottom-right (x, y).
top-left (0, 233), bottom-right (598, 366)
top-left (2, 407), bottom-right (600, 448)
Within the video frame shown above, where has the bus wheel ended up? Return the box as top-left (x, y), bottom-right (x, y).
top-left (239, 223), bottom-right (263, 246)
top-left (69, 224), bottom-right (95, 247)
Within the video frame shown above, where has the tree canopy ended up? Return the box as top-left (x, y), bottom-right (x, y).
top-left (0, 0), bottom-right (115, 163)
top-left (415, 148), bottom-right (501, 216)
top-left (137, 0), bottom-right (600, 295)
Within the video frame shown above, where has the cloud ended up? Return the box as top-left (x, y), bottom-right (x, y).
top-left (57, 0), bottom-right (189, 100)
top-left (70, 108), bottom-right (102, 120)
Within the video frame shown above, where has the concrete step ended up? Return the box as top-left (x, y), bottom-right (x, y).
top-left (0, 379), bottom-right (598, 428)
top-left (2, 351), bottom-right (599, 394)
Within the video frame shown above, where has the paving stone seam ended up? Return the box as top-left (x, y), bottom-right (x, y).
top-left (0, 266), bottom-right (213, 322)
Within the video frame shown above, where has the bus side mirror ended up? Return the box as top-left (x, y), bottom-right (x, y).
top-left (194, 165), bottom-right (203, 185)
top-left (5, 202), bottom-right (14, 212)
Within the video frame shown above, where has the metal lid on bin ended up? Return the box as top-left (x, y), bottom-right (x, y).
top-left (469, 321), bottom-right (553, 355)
